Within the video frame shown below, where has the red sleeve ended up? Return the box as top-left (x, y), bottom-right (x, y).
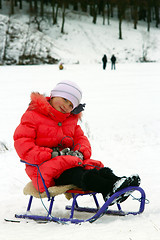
top-left (13, 111), bottom-right (52, 164)
top-left (73, 125), bottom-right (92, 159)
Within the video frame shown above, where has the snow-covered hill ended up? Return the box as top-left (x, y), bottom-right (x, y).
top-left (0, 63), bottom-right (160, 239)
top-left (0, 8), bottom-right (160, 65)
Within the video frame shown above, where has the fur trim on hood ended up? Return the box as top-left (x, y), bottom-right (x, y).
top-left (28, 92), bottom-right (82, 119)
top-left (28, 92), bottom-right (54, 117)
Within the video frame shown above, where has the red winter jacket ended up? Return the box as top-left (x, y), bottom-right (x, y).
top-left (13, 92), bottom-right (104, 192)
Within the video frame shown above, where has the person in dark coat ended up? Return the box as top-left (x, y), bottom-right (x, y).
top-left (111, 54), bottom-right (116, 70)
top-left (102, 54), bottom-right (107, 70)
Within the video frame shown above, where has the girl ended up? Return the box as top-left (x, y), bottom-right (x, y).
top-left (14, 80), bottom-right (140, 203)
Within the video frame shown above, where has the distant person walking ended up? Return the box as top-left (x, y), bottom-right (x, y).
top-left (102, 54), bottom-right (107, 70)
top-left (111, 54), bottom-right (116, 70)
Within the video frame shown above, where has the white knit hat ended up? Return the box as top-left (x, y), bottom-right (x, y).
top-left (50, 80), bottom-right (82, 109)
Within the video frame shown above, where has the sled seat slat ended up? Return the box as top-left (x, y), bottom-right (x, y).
top-left (66, 189), bottom-right (93, 194)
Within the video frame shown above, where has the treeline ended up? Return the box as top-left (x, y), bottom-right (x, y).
top-left (0, 0), bottom-right (159, 39)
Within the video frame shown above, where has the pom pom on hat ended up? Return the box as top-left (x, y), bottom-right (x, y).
top-left (51, 80), bottom-right (82, 109)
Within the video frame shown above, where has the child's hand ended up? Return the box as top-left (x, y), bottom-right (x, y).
top-left (74, 150), bottom-right (84, 160)
top-left (60, 148), bottom-right (70, 155)
top-left (51, 147), bottom-right (83, 160)
top-left (66, 150), bottom-right (83, 160)
top-left (51, 147), bottom-right (70, 158)
top-left (51, 147), bottom-right (59, 158)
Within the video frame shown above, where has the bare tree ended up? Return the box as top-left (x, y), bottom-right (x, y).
top-left (34, 0), bottom-right (38, 13)
top-left (1, 17), bottom-right (11, 64)
top-left (51, 0), bottom-right (59, 25)
top-left (106, 0), bottom-right (111, 25)
top-left (73, 0), bottom-right (78, 11)
top-left (40, 0), bottom-right (44, 17)
top-left (61, 1), bottom-right (66, 33)
top-left (132, 0), bottom-right (139, 29)
top-left (81, 0), bottom-right (88, 12)
top-left (51, 0), bottom-right (56, 24)
top-left (33, 16), bottom-right (44, 32)
top-left (146, 0), bottom-right (152, 32)
top-left (92, 0), bottom-right (98, 24)
top-left (117, 0), bottom-right (129, 39)
top-left (10, 0), bottom-right (14, 15)
top-left (29, 0), bottom-right (33, 12)
top-left (98, 0), bottom-right (106, 25)
top-left (153, 0), bottom-right (159, 28)
top-left (19, 0), bottom-right (22, 9)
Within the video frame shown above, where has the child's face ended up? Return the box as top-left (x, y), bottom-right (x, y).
top-left (50, 97), bottom-right (73, 113)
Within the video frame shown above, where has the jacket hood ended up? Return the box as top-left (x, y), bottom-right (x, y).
top-left (28, 92), bottom-right (82, 119)
top-left (28, 92), bottom-right (54, 115)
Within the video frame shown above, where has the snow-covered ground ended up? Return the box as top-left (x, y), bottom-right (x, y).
top-left (0, 63), bottom-right (160, 239)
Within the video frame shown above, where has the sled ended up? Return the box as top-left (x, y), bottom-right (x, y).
top-left (14, 161), bottom-right (146, 224)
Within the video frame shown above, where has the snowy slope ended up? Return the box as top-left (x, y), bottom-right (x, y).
top-left (0, 8), bottom-right (160, 64)
top-left (0, 63), bottom-right (160, 239)
top-left (47, 13), bottom-right (160, 64)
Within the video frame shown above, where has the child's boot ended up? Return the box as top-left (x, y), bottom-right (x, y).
top-left (104, 174), bottom-right (141, 204)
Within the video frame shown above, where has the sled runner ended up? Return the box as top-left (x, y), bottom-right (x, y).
top-left (14, 161), bottom-right (146, 224)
